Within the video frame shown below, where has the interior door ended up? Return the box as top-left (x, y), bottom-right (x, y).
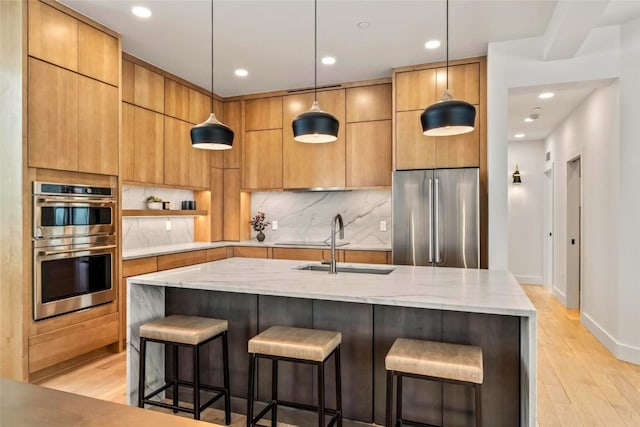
top-left (566, 157), bottom-right (581, 309)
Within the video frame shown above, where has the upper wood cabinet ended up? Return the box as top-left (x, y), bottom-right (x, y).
top-left (435, 63), bottom-right (480, 105)
top-left (209, 99), bottom-right (226, 169)
top-left (122, 59), bottom-right (134, 103)
top-left (242, 129), bottom-right (283, 190)
top-left (223, 168), bottom-right (241, 241)
top-left (28, 58), bottom-right (79, 171)
top-left (346, 120), bottom-right (392, 187)
top-left (395, 110), bottom-right (437, 170)
top-left (134, 65), bottom-right (164, 113)
top-left (164, 78), bottom-right (190, 121)
top-left (435, 110), bottom-right (481, 168)
top-left (189, 89), bottom-right (211, 125)
top-left (282, 90), bottom-right (346, 189)
top-left (121, 103), bottom-right (164, 184)
top-left (245, 97), bottom-right (282, 131)
top-left (77, 76), bottom-right (118, 175)
top-left (164, 117), bottom-right (210, 188)
top-left (78, 22), bottom-right (118, 86)
top-left (346, 84), bottom-right (392, 122)
top-left (395, 68), bottom-right (437, 112)
top-left (28, 1), bottom-right (78, 71)
top-left (223, 101), bottom-right (243, 169)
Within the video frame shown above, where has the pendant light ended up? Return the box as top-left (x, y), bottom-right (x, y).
top-left (421, 0), bottom-right (476, 137)
top-left (292, 0), bottom-right (339, 143)
top-left (191, 0), bottom-right (234, 150)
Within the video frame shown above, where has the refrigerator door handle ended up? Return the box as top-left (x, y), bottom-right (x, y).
top-left (428, 178), bottom-right (433, 263)
top-left (435, 178), bottom-right (441, 263)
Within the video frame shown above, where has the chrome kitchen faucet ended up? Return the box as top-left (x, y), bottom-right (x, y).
top-left (322, 213), bottom-right (344, 274)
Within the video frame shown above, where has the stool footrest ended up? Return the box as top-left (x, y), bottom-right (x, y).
top-left (249, 398), bottom-right (341, 427)
top-left (142, 381), bottom-right (228, 415)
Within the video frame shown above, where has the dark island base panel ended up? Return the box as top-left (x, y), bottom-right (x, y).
top-left (163, 288), bottom-right (520, 427)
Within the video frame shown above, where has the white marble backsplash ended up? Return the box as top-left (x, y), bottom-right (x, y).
top-left (123, 186), bottom-right (195, 250)
top-left (250, 190), bottom-right (391, 245)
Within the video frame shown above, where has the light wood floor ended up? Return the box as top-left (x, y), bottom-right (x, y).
top-left (38, 285), bottom-right (640, 426)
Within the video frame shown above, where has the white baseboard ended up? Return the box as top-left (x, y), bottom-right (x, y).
top-left (552, 286), bottom-right (567, 305)
top-left (514, 275), bottom-right (543, 285)
top-left (581, 312), bottom-right (640, 365)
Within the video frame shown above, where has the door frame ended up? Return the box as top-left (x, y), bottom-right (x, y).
top-left (566, 156), bottom-right (582, 310)
top-left (543, 164), bottom-right (554, 288)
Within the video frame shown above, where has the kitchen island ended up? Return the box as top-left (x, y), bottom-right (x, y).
top-left (127, 257), bottom-right (536, 426)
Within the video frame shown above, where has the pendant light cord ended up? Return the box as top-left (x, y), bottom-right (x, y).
top-left (314, 0), bottom-right (318, 102)
top-left (210, 0), bottom-right (214, 111)
top-left (445, 0), bottom-right (449, 90)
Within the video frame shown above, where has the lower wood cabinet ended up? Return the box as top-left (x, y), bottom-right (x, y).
top-left (272, 247), bottom-right (327, 262)
top-left (344, 250), bottom-right (389, 265)
top-left (233, 246), bottom-right (268, 258)
top-left (157, 250), bottom-right (207, 271)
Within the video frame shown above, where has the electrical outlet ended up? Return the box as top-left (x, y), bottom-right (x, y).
top-left (380, 220), bottom-right (387, 232)
top-left (272, 220), bottom-right (278, 230)
top-left (165, 220), bottom-right (172, 231)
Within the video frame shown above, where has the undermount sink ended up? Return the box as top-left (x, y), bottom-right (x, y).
top-left (275, 241), bottom-right (350, 247)
top-left (295, 263), bottom-right (395, 275)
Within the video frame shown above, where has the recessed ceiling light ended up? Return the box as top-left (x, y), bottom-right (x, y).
top-left (234, 69), bottom-right (248, 77)
top-left (538, 92), bottom-right (554, 99)
top-left (131, 6), bottom-right (151, 18)
top-left (321, 56), bottom-right (336, 65)
top-left (424, 40), bottom-right (441, 49)
top-left (357, 21), bottom-right (371, 29)
top-left (524, 117), bottom-right (533, 123)
top-left (514, 133), bottom-right (525, 138)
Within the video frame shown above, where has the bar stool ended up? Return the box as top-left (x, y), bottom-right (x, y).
top-left (138, 315), bottom-right (231, 423)
top-left (246, 326), bottom-right (342, 427)
top-left (385, 338), bottom-right (483, 427)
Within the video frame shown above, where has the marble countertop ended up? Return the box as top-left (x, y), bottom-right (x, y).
top-left (123, 241), bottom-right (391, 260)
top-left (128, 257), bottom-right (536, 317)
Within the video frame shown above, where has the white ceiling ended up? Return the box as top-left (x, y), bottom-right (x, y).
top-left (58, 0), bottom-right (640, 139)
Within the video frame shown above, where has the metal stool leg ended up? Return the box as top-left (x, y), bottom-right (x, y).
top-left (193, 344), bottom-right (201, 420)
top-left (396, 374), bottom-right (403, 427)
top-left (335, 346), bottom-right (342, 427)
top-left (318, 362), bottom-right (325, 427)
top-left (138, 337), bottom-right (147, 408)
top-left (172, 344), bottom-right (179, 413)
top-left (246, 353), bottom-right (256, 427)
top-left (475, 383), bottom-right (482, 427)
top-left (222, 332), bottom-right (231, 425)
top-left (271, 359), bottom-right (278, 427)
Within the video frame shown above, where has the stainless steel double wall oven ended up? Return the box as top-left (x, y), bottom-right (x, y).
top-left (33, 182), bottom-right (116, 320)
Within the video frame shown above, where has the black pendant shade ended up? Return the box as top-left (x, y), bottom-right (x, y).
top-left (191, 113), bottom-right (234, 150)
top-left (293, 101), bottom-right (339, 143)
top-left (190, 0), bottom-right (234, 150)
top-left (421, 95), bottom-right (476, 137)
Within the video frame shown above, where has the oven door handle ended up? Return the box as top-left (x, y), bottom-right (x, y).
top-left (38, 245), bottom-right (116, 257)
top-left (37, 197), bottom-right (116, 204)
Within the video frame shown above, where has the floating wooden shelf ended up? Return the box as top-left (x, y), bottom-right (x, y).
top-left (122, 209), bottom-right (208, 217)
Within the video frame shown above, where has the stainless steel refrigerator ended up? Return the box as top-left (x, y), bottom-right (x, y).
top-left (392, 168), bottom-right (479, 268)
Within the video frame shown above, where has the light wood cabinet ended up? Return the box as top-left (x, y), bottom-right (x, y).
top-left (134, 64), bottom-right (164, 113)
top-left (210, 99), bottom-right (226, 169)
top-left (189, 89), bottom-right (211, 125)
top-left (78, 76), bottom-right (118, 175)
top-left (435, 110), bottom-right (480, 168)
top-left (395, 110), bottom-right (437, 170)
top-left (233, 247), bottom-right (268, 258)
top-left (245, 97), bottom-right (282, 131)
top-left (272, 248), bottom-right (326, 262)
top-left (346, 84), bottom-right (392, 122)
top-left (206, 247), bottom-right (228, 262)
top-left (122, 104), bottom-right (164, 184)
top-left (28, 0), bottom-right (78, 71)
top-left (210, 168), bottom-right (224, 242)
top-left (164, 78), bottom-right (190, 121)
top-left (78, 22), bottom-right (118, 86)
top-left (242, 129), bottom-right (283, 190)
top-left (122, 59), bottom-right (134, 103)
top-left (346, 120), bottom-right (392, 187)
top-left (344, 250), bottom-right (389, 265)
top-left (122, 257), bottom-right (158, 278)
top-left (223, 101), bottom-right (243, 169)
top-left (28, 58), bottom-right (79, 171)
top-left (435, 63), bottom-right (480, 105)
top-left (395, 68), bottom-right (437, 112)
top-left (157, 250), bottom-right (207, 271)
top-left (223, 168), bottom-right (241, 241)
top-left (282, 90), bottom-right (346, 189)
top-left (164, 117), bottom-right (210, 188)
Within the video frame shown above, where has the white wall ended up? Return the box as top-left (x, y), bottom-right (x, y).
top-left (507, 140), bottom-right (545, 285)
top-left (544, 83), bottom-right (621, 352)
top-left (487, 26), bottom-right (620, 270)
top-left (617, 18), bottom-right (640, 361)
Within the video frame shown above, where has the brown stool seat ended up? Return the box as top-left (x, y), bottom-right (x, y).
top-left (140, 315), bottom-right (228, 346)
top-left (248, 325), bottom-right (341, 362)
top-left (386, 338), bottom-right (483, 384)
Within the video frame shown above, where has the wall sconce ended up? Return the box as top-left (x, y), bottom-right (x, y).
top-left (512, 165), bottom-right (522, 184)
